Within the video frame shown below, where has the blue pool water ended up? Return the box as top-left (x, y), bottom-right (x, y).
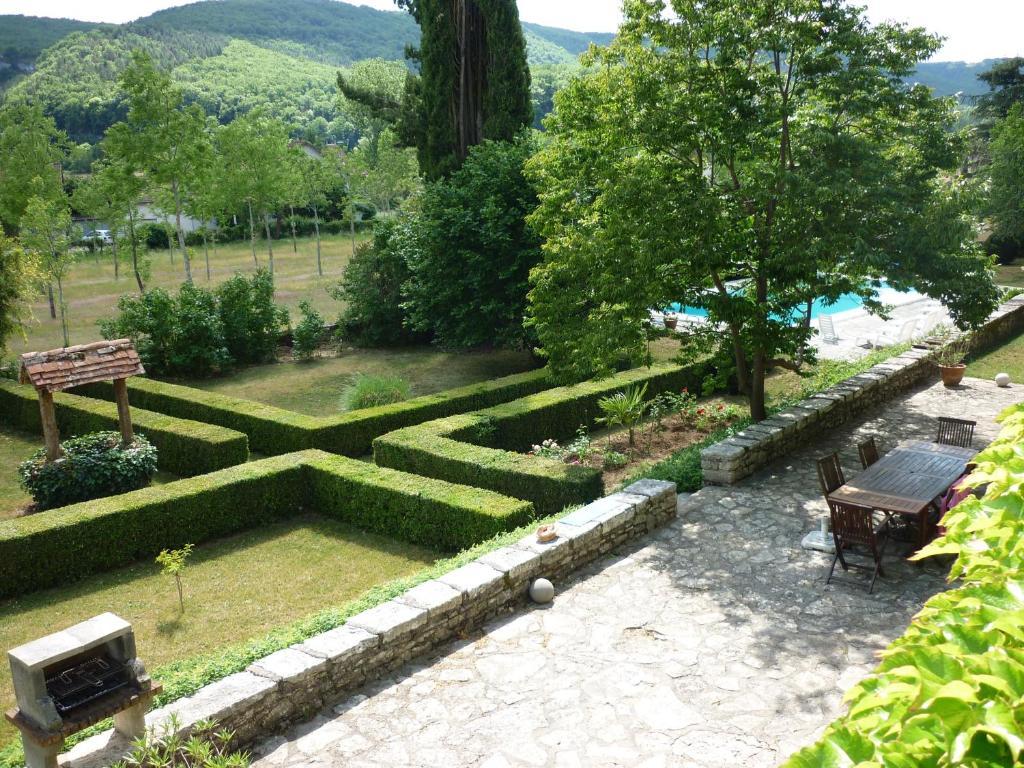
top-left (668, 282), bottom-right (916, 320)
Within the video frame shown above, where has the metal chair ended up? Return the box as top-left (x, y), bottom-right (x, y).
top-left (936, 417), bottom-right (976, 448)
top-left (826, 499), bottom-right (889, 593)
top-left (816, 452), bottom-right (845, 497)
top-left (857, 437), bottom-right (879, 469)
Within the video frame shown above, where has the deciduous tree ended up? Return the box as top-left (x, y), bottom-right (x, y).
top-left (0, 225), bottom-right (40, 356)
top-left (988, 105), bottom-right (1024, 248)
top-left (21, 191), bottom-right (75, 348)
top-left (0, 103), bottom-right (67, 233)
top-left (527, 0), bottom-right (997, 421)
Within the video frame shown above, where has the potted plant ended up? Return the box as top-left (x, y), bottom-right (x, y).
top-left (663, 314), bottom-right (678, 330)
top-left (935, 334), bottom-right (970, 388)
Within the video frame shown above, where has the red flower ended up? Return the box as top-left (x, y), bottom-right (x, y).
top-left (717, 403), bottom-right (725, 411)
top-left (697, 407), bottom-right (706, 415)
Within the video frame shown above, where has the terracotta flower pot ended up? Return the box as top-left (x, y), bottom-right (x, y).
top-left (663, 316), bottom-right (678, 330)
top-left (939, 363), bottom-right (966, 388)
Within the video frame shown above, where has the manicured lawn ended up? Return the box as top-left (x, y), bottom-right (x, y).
top-left (0, 426), bottom-right (38, 519)
top-left (995, 260), bottom-right (1024, 289)
top-left (0, 516), bottom-right (438, 749)
top-left (968, 332), bottom-right (1024, 382)
top-left (181, 347), bottom-right (539, 415)
top-left (11, 232), bottom-right (369, 355)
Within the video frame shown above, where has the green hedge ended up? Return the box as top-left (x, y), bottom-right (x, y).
top-left (306, 452), bottom-right (535, 551)
top-left (374, 363), bottom-right (700, 515)
top-left (782, 403), bottom-right (1024, 767)
top-left (0, 380), bottom-right (248, 477)
top-left (73, 368), bottom-right (552, 456)
top-left (0, 450), bottom-right (534, 600)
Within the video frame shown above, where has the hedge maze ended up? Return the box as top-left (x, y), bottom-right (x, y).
top-left (0, 361), bottom-right (702, 599)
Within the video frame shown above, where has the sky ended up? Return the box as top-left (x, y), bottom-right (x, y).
top-left (1, 0), bottom-right (1022, 63)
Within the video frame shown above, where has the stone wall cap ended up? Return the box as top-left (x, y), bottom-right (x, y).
top-left (347, 600), bottom-right (428, 642)
top-left (622, 479), bottom-right (676, 498)
top-left (438, 562), bottom-right (505, 600)
top-left (248, 647), bottom-right (324, 682)
top-left (297, 624), bottom-right (378, 660)
top-left (396, 580), bottom-right (463, 614)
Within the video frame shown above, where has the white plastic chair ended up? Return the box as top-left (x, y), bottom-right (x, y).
top-left (818, 314), bottom-right (839, 344)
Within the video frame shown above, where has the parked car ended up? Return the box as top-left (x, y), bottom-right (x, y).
top-left (93, 229), bottom-right (113, 245)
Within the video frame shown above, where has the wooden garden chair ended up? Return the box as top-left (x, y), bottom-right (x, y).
top-left (816, 452), bottom-right (845, 497)
top-left (857, 437), bottom-right (879, 469)
top-left (936, 417), bottom-right (976, 449)
top-left (826, 499), bottom-right (890, 594)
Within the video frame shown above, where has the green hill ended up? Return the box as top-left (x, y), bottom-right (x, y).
top-left (1, 0), bottom-right (616, 142)
top-left (0, 15), bottom-right (106, 87)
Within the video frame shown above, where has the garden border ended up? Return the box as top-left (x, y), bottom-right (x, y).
top-left (71, 368), bottom-right (554, 457)
top-left (700, 295), bottom-right (1024, 484)
top-left (0, 450), bottom-right (534, 600)
top-left (0, 380), bottom-right (248, 478)
top-left (373, 362), bottom-right (707, 515)
top-left (61, 479), bottom-right (678, 768)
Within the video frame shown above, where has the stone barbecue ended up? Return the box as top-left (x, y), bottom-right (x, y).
top-left (6, 613), bottom-right (160, 768)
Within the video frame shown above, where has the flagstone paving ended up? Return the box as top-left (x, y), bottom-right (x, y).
top-left (253, 377), bottom-right (1021, 768)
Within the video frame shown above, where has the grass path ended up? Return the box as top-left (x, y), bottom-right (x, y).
top-left (0, 427), bottom-right (36, 519)
top-left (0, 516), bottom-right (438, 748)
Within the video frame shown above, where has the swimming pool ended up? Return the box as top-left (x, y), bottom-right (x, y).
top-left (668, 283), bottom-right (917, 320)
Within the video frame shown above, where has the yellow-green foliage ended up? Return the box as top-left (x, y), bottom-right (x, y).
top-left (783, 403), bottom-right (1024, 767)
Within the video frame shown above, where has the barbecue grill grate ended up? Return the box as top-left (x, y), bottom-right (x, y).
top-left (45, 653), bottom-right (133, 715)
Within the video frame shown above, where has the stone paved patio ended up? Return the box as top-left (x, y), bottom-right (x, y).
top-left (253, 377), bottom-right (1020, 768)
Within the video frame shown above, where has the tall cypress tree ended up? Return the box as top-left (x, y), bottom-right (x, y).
top-left (344, 0), bottom-right (531, 180)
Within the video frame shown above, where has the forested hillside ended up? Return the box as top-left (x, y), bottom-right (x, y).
top-left (0, 0), bottom-right (999, 146)
top-left (0, 16), bottom-right (104, 87)
top-left (0, 0), bottom-right (613, 143)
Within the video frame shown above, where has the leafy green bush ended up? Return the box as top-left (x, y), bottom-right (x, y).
top-left (100, 284), bottom-right (230, 377)
top-left (19, 431), bottom-right (158, 510)
top-left (216, 270), bottom-right (288, 364)
top-left (343, 373), bottom-right (410, 410)
top-left (73, 368), bottom-right (552, 457)
top-left (783, 403), bottom-right (1024, 767)
top-left (332, 218), bottom-right (425, 347)
top-left (100, 271), bottom-right (288, 377)
top-left (403, 136), bottom-right (541, 349)
top-left (0, 379), bottom-right (248, 477)
top-left (596, 383), bottom-right (648, 447)
top-left (292, 300), bottom-right (325, 360)
top-left (137, 222), bottom-right (171, 250)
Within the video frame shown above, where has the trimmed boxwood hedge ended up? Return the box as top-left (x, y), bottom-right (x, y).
top-left (373, 363), bottom-right (703, 515)
top-left (73, 368), bottom-right (553, 457)
top-left (0, 450), bottom-right (534, 599)
top-left (0, 380), bottom-right (248, 477)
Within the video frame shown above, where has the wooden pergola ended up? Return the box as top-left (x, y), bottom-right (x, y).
top-left (19, 340), bottom-right (146, 462)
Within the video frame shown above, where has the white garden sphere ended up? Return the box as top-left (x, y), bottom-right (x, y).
top-left (529, 578), bottom-right (555, 604)
top-left (995, 372), bottom-right (1011, 388)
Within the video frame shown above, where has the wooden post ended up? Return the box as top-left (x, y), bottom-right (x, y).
top-left (38, 390), bottom-right (63, 462)
top-left (112, 378), bottom-right (134, 444)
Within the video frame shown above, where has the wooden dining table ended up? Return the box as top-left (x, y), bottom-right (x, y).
top-left (827, 439), bottom-right (977, 550)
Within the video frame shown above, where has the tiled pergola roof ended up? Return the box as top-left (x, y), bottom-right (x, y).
top-left (19, 339), bottom-right (145, 393)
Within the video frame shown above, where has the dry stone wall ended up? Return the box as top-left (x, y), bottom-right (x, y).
top-left (701, 295), bottom-right (1024, 485)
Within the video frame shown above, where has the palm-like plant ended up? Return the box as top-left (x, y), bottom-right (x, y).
top-left (596, 383), bottom-right (649, 447)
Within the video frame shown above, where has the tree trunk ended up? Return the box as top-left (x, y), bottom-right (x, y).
top-left (349, 200), bottom-right (356, 253)
top-left (312, 204), bottom-right (323, 276)
top-left (248, 201), bottom-right (258, 265)
top-left (111, 233), bottom-right (119, 280)
top-left (56, 274), bottom-right (69, 347)
top-left (47, 283), bottom-right (56, 319)
top-left (263, 212), bottom-right (275, 275)
top-left (172, 181), bottom-right (192, 283)
top-left (454, 0), bottom-right (487, 164)
top-left (289, 205), bottom-right (298, 253)
top-left (128, 208), bottom-right (144, 293)
top-left (203, 231), bottom-right (211, 281)
top-left (750, 350), bottom-right (767, 422)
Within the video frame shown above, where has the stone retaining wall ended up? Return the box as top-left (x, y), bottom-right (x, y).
top-left (701, 295), bottom-right (1024, 485)
top-left (63, 480), bottom-right (678, 768)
